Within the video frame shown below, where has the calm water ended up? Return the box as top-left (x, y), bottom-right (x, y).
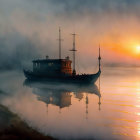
top-left (0, 67), bottom-right (140, 140)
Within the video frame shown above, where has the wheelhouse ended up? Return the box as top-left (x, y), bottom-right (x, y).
top-left (32, 56), bottom-right (72, 76)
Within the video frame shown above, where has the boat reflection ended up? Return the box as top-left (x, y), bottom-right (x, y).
top-left (24, 80), bottom-right (101, 111)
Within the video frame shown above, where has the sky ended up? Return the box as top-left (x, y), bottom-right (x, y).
top-left (1, 0), bottom-right (140, 70)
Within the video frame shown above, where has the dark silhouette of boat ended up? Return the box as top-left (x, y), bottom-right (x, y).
top-left (23, 28), bottom-right (101, 84)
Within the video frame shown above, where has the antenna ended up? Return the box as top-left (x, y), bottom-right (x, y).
top-left (70, 33), bottom-right (77, 76)
top-left (58, 27), bottom-right (63, 59)
top-left (98, 44), bottom-right (101, 72)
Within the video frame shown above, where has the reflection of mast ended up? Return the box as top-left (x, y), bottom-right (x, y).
top-left (85, 93), bottom-right (89, 120)
top-left (46, 103), bottom-right (48, 114)
top-left (70, 33), bottom-right (77, 76)
top-left (98, 96), bottom-right (101, 111)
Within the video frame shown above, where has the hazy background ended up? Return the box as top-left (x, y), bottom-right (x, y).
top-left (1, 0), bottom-right (140, 71)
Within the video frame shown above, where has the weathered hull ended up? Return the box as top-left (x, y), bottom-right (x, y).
top-left (23, 70), bottom-right (101, 84)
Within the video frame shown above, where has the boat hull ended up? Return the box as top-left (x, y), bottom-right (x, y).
top-left (23, 70), bottom-right (101, 85)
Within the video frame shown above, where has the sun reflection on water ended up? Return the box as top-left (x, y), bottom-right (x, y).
top-left (135, 82), bottom-right (140, 138)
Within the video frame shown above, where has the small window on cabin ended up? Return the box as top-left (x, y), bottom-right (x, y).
top-left (48, 63), bottom-right (53, 66)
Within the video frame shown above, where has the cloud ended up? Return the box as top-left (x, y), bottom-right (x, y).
top-left (48, 0), bottom-right (140, 16)
top-left (0, 0), bottom-right (140, 70)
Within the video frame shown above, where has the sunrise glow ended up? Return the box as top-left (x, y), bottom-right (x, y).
top-left (136, 46), bottom-right (140, 54)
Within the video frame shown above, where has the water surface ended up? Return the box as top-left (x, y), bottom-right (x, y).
top-left (0, 67), bottom-right (140, 140)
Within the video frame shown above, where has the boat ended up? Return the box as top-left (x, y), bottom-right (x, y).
top-left (23, 28), bottom-right (101, 84)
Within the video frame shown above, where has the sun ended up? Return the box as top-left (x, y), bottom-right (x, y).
top-left (136, 46), bottom-right (140, 54)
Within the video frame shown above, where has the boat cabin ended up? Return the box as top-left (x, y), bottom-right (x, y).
top-left (32, 56), bottom-right (72, 76)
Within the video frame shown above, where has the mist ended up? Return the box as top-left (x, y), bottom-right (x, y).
top-left (1, 0), bottom-right (140, 70)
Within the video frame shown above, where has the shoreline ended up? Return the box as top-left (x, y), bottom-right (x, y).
top-left (0, 104), bottom-right (56, 140)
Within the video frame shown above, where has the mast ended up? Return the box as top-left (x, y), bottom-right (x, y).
top-left (98, 45), bottom-right (101, 72)
top-left (98, 46), bottom-right (101, 110)
top-left (98, 74), bottom-right (101, 111)
top-left (58, 27), bottom-right (63, 59)
top-left (70, 33), bottom-right (77, 76)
